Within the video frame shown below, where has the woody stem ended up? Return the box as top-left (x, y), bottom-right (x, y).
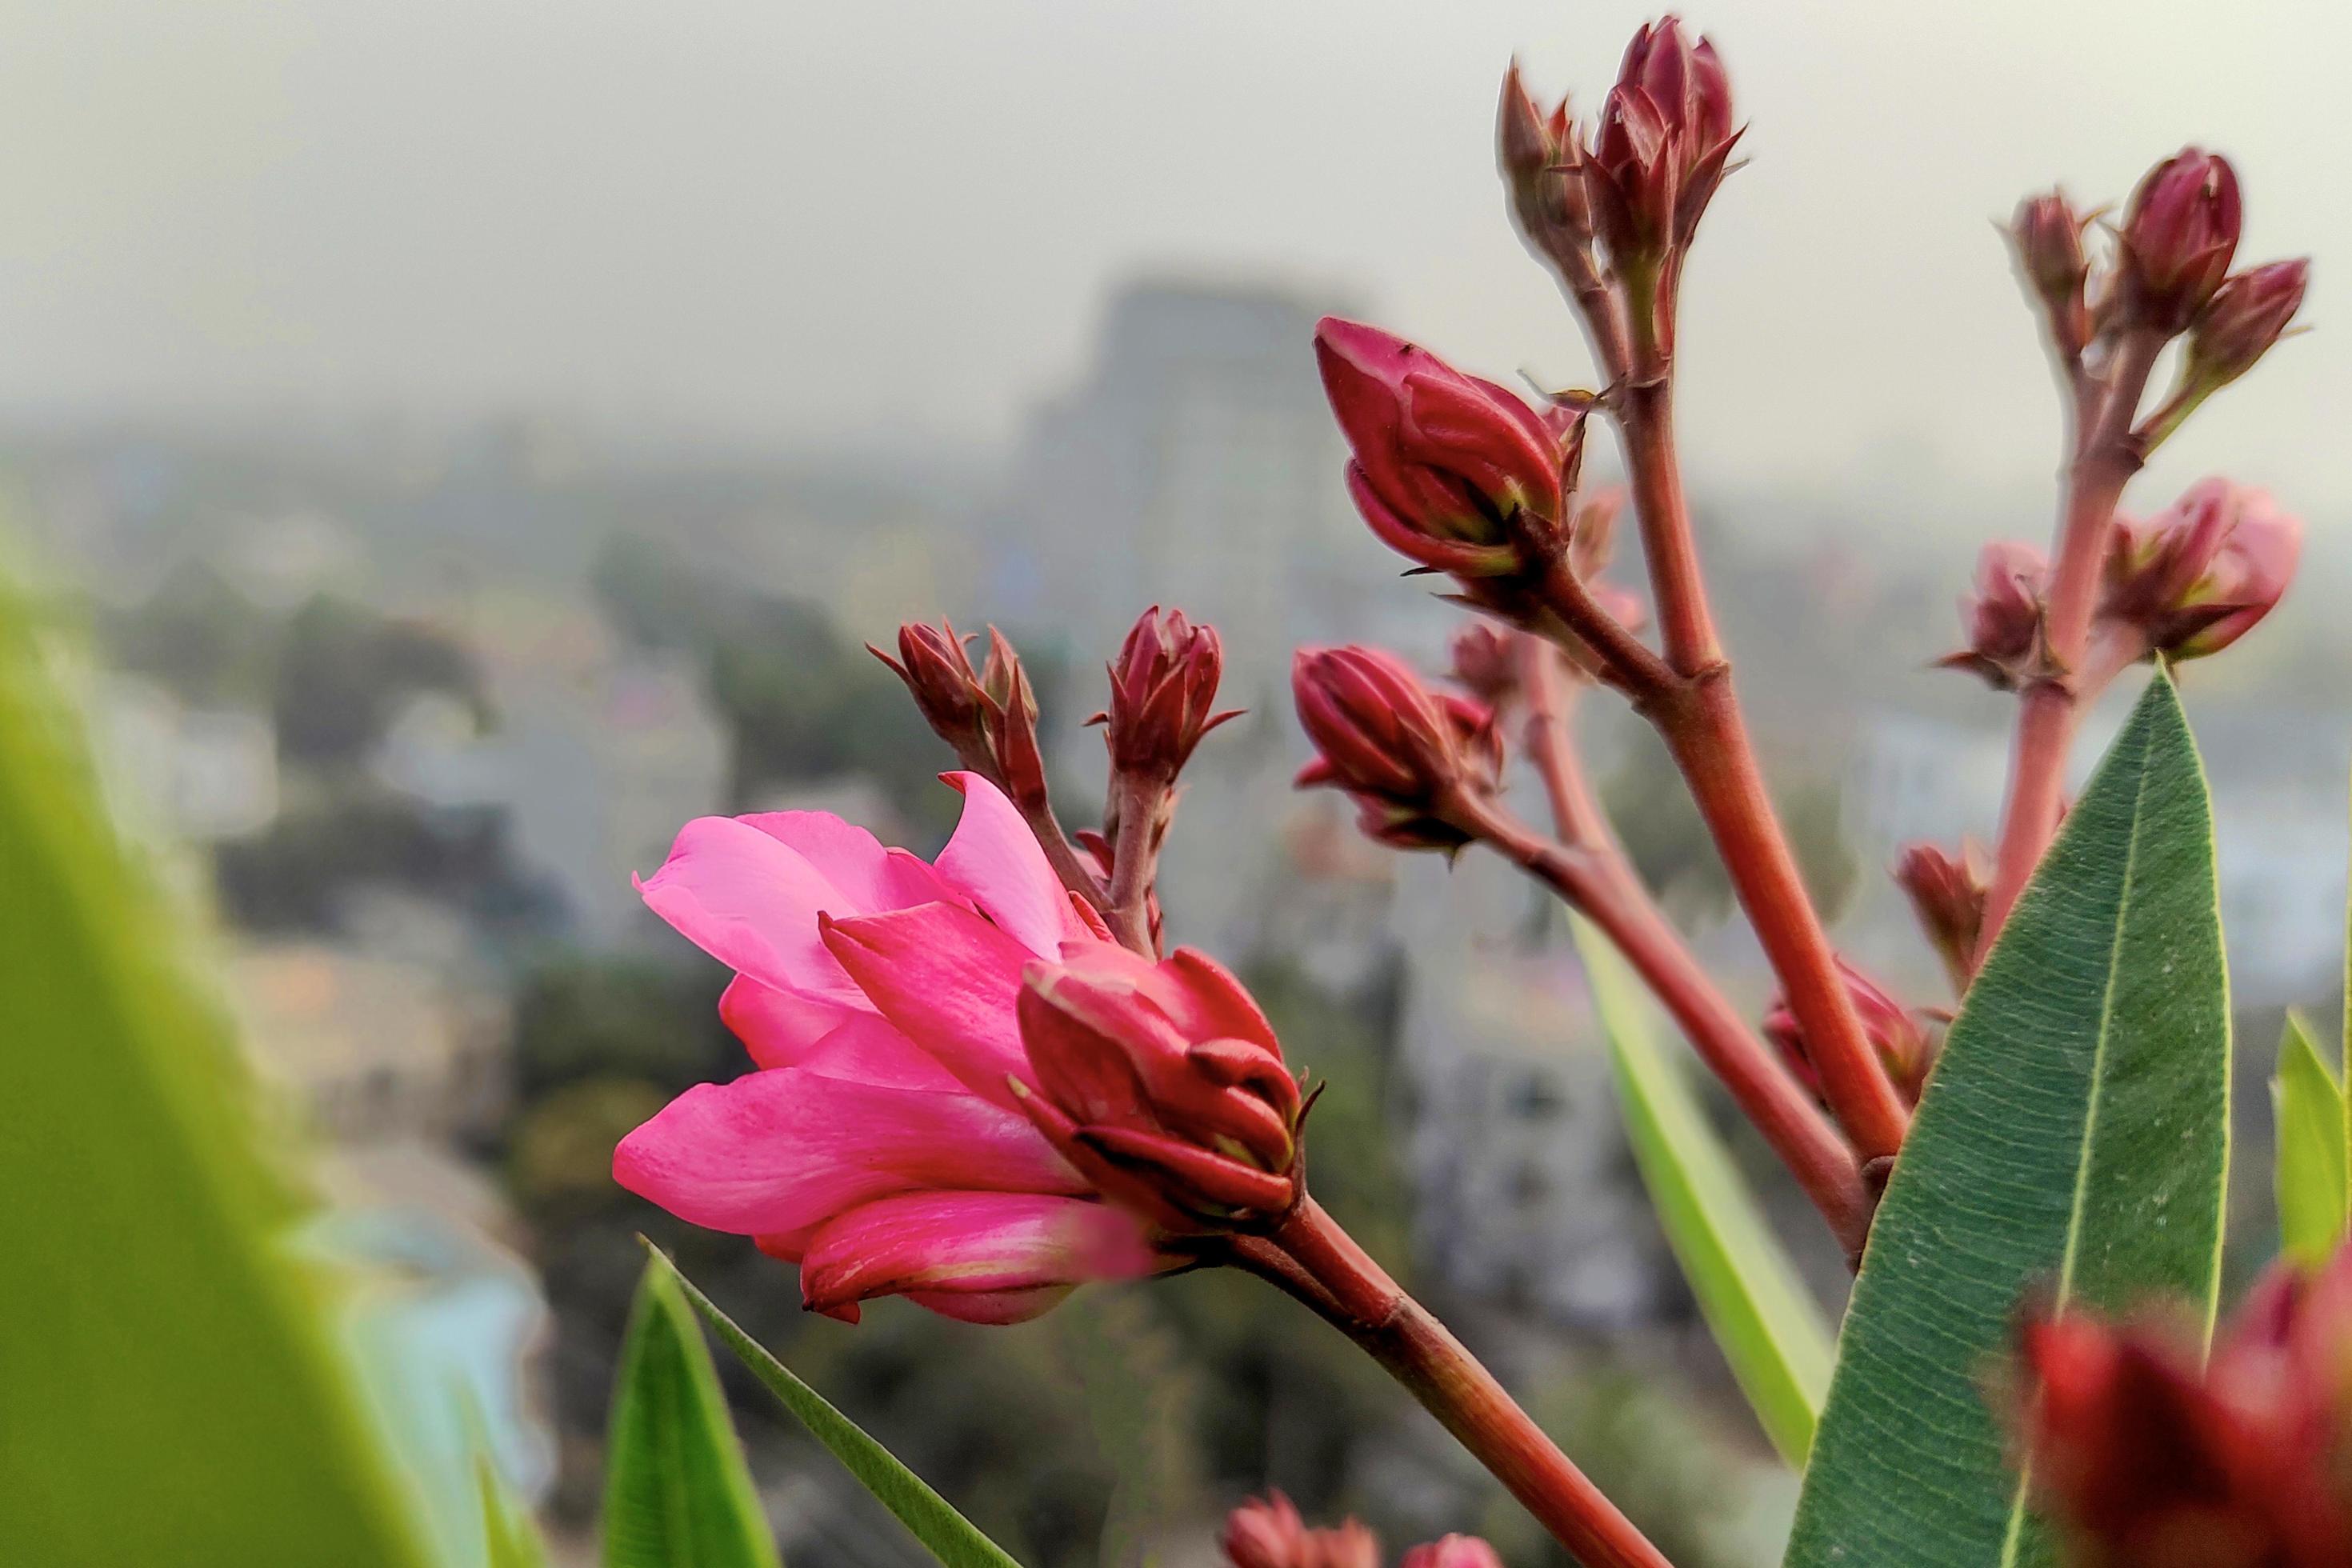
top-left (1246, 1200), bottom-right (1677, 1568)
top-left (1102, 773), bottom-right (1166, 958)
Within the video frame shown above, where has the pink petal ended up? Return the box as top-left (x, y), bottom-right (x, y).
top-left (738, 812), bottom-right (962, 915)
top-left (612, 1068), bottom-right (1082, 1238)
top-left (635, 816), bottom-right (867, 1006)
top-left (797, 1190), bottom-right (1159, 1318)
top-left (822, 902), bottom-right (1039, 1106)
top-left (934, 773), bottom-right (1089, 957)
top-left (902, 1286), bottom-right (1074, 1325)
top-left (722, 978), bottom-right (964, 1090)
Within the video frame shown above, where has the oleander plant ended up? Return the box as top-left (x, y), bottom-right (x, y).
top-left (6, 11), bottom-right (2346, 1568)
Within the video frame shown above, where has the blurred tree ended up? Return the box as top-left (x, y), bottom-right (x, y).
top-left (1603, 731), bottom-right (1857, 929)
top-left (272, 594), bottom-right (484, 768)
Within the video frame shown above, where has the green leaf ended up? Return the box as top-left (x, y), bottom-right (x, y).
top-left (605, 1260), bottom-right (783, 1568)
top-left (1571, 916), bottom-right (1834, 1466)
top-left (477, 1451), bottom-right (549, 1568)
top-left (1784, 671), bottom-right (2231, 1568)
top-left (0, 574), bottom-right (429, 1560)
top-left (2275, 1013), bottom-right (2350, 1270)
top-left (653, 1248), bottom-right (1026, 1568)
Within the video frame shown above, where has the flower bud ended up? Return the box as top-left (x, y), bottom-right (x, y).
top-left (1314, 317), bottom-right (1583, 578)
top-left (1014, 946), bottom-right (1302, 1231)
top-left (2012, 190), bottom-right (2091, 355)
top-left (1763, 958), bottom-right (1937, 1105)
top-left (1498, 63), bottom-right (1594, 253)
top-left (1936, 540), bottom-right (2049, 690)
top-left (1446, 622), bottom-right (1521, 707)
top-left (1894, 840), bottom-right (1988, 994)
top-left (1399, 1537), bottom-right (1506, 1568)
top-left (979, 627), bottom-right (1050, 812)
top-left (2118, 148), bottom-right (2242, 333)
top-left (2182, 258), bottom-right (2309, 394)
top-left (2010, 1243), bottom-right (2352, 1568)
top-left (1223, 1494), bottom-right (1381, 1568)
top-left (1093, 606), bottom-right (1240, 781)
top-left (2102, 478), bottom-right (2301, 661)
top-left (1292, 645), bottom-right (1503, 851)
top-left (1586, 15), bottom-right (1739, 262)
top-left (873, 620), bottom-right (986, 742)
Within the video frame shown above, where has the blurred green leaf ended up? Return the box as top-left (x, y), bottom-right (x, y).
top-left (604, 1260), bottom-right (782, 1568)
top-left (2276, 1013), bottom-right (2349, 1270)
top-left (1572, 917), bottom-right (1833, 1467)
top-left (477, 1451), bottom-right (548, 1568)
top-left (0, 578), bottom-right (430, 1562)
top-left (654, 1248), bottom-right (1026, 1568)
top-left (1784, 672), bottom-right (2232, 1568)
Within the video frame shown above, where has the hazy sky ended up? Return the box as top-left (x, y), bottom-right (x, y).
top-left (1, 0), bottom-right (2343, 514)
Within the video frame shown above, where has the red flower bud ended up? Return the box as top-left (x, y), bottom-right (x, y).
top-left (1586, 15), bottom-right (1739, 262)
top-left (1498, 63), bottom-right (1594, 254)
top-left (2010, 1245), bottom-right (2352, 1568)
top-left (2102, 478), bottom-right (2301, 661)
top-left (1763, 958), bottom-right (1937, 1105)
top-left (874, 619), bottom-right (987, 741)
top-left (874, 621), bottom-right (1056, 813)
top-left (1014, 945), bottom-right (1301, 1231)
top-left (1400, 1537), bottom-right (1505, 1568)
top-left (1223, 1494), bottom-right (1381, 1568)
top-left (1314, 318), bottom-right (1583, 578)
top-left (1894, 840), bottom-right (1989, 995)
top-left (2012, 190), bottom-right (2092, 355)
top-left (1446, 622), bottom-right (1521, 707)
top-left (1093, 606), bottom-right (1240, 781)
top-left (2118, 148), bottom-right (2242, 333)
top-left (1292, 645), bottom-right (1503, 851)
top-left (1937, 540), bottom-right (2049, 690)
top-left (979, 627), bottom-right (1050, 812)
top-left (2184, 258), bottom-right (2310, 394)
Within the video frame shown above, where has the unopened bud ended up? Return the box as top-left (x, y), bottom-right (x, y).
top-left (1499, 63), bottom-right (1594, 253)
top-left (1764, 959), bottom-right (1938, 1105)
top-left (2118, 148), bottom-right (2242, 333)
top-left (2012, 190), bottom-right (2092, 355)
top-left (1446, 622), bottom-right (1521, 706)
top-left (1315, 318), bottom-right (1582, 577)
top-left (873, 620), bottom-right (986, 742)
top-left (1222, 1494), bottom-right (1381, 1568)
top-left (2102, 477), bottom-right (2301, 661)
top-left (1014, 945), bottom-right (1301, 1231)
top-left (1894, 840), bottom-right (1988, 994)
top-left (1292, 645), bottom-right (1503, 851)
top-left (1936, 540), bottom-right (2049, 690)
top-left (2182, 258), bottom-right (2309, 394)
top-left (1399, 1538), bottom-right (1505, 1568)
top-left (978, 627), bottom-right (1050, 812)
top-left (1586, 15), bottom-right (1740, 262)
top-left (1093, 606), bottom-right (1239, 781)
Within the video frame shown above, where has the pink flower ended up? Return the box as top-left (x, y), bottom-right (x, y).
top-left (1222, 1493), bottom-right (1381, 1568)
top-left (1400, 1535), bottom-right (1506, 1568)
top-left (1314, 317), bottom-right (1583, 578)
top-left (2102, 478), bottom-right (2302, 660)
top-left (614, 773), bottom-right (1168, 1325)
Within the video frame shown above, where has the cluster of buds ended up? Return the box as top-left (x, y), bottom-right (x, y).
top-left (1093, 606), bottom-right (1239, 782)
top-left (2102, 478), bottom-right (2303, 662)
top-left (2011, 1243), bottom-right (2352, 1567)
top-left (1222, 1494), bottom-right (1502, 1568)
top-left (1292, 645), bottom-right (1504, 851)
top-left (873, 620), bottom-right (1050, 813)
top-left (1938, 541), bottom-right (2050, 691)
top-left (1894, 840), bottom-right (1990, 994)
top-left (1763, 958), bottom-right (1939, 1106)
top-left (1014, 943), bottom-right (1305, 1231)
top-left (1500, 16), bottom-right (1739, 283)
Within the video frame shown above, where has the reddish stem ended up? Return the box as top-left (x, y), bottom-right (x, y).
top-left (1595, 383), bottom-right (1910, 1162)
top-left (1101, 772), bottom-right (1165, 957)
top-left (1977, 328), bottom-right (2165, 956)
top-left (1252, 1200), bottom-right (1677, 1568)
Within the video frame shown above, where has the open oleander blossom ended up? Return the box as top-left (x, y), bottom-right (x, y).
top-left (612, 771), bottom-right (1302, 1325)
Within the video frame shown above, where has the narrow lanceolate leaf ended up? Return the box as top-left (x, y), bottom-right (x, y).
top-left (2274, 1013), bottom-right (2349, 1270)
top-left (1572, 917), bottom-right (1833, 1467)
top-left (654, 1249), bottom-right (1026, 1568)
top-left (1785, 671), bottom-right (2230, 1568)
top-left (476, 1451), bottom-right (549, 1568)
top-left (604, 1261), bottom-right (782, 1568)
top-left (0, 575), bottom-right (428, 1562)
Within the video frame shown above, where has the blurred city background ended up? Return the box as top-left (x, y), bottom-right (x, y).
top-left (6, 2), bottom-right (2348, 1566)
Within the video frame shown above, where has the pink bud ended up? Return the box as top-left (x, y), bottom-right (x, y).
top-left (1015, 945), bottom-right (1301, 1230)
top-left (1446, 622), bottom-right (1521, 706)
top-left (2102, 478), bottom-right (2301, 660)
top-left (2185, 258), bottom-right (2309, 393)
top-left (1763, 958), bottom-right (1937, 1105)
top-left (1315, 318), bottom-right (1582, 577)
top-left (2118, 148), bottom-right (2242, 332)
top-left (1586, 16), bottom-right (1740, 262)
top-left (1094, 606), bottom-right (1240, 781)
top-left (1292, 645), bottom-right (1503, 851)
top-left (873, 620), bottom-right (987, 740)
top-left (979, 627), bottom-right (1050, 812)
top-left (1498, 64), bottom-right (1593, 252)
top-left (1399, 1537), bottom-right (1506, 1568)
top-left (1894, 840), bottom-right (1988, 994)
top-left (2013, 190), bottom-right (2092, 354)
top-left (1937, 540), bottom-right (2049, 690)
top-left (1223, 1495), bottom-right (1381, 1568)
